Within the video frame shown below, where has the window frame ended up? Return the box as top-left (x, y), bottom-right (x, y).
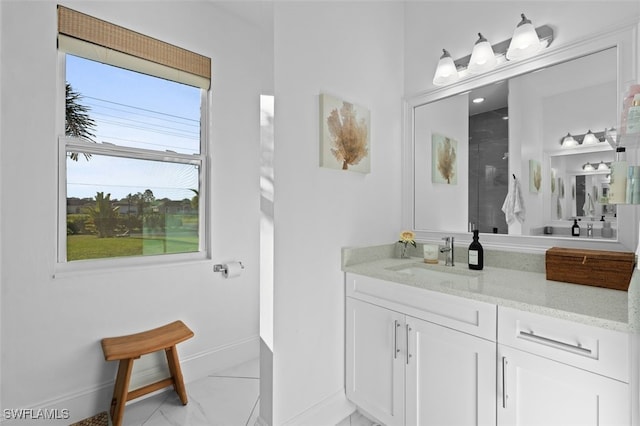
top-left (56, 51), bottom-right (211, 275)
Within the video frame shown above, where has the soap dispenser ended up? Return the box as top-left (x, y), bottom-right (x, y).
top-left (571, 219), bottom-right (580, 237)
top-left (468, 229), bottom-right (484, 270)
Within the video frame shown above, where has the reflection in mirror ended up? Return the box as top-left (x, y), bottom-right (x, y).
top-left (468, 82), bottom-right (509, 234)
top-left (549, 149), bottom-right (617, 238)
top-left (534, 48), bottom-right (617, 239)
top-left (413, 46), bottom-right (618, 240)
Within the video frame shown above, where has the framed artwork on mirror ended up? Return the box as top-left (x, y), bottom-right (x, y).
top-left (529, 159), bottom-right (541, 193)
top-left (432, 133), bottom-right (457, 185)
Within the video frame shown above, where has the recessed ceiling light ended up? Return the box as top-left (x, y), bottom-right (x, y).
top-left (472, 97), bottom-right (485, 104)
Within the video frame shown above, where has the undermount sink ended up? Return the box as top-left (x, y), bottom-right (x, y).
top-left (387, 262), bottom-right (482, 277)
top-left (386, 262), bottom-right (483, 290)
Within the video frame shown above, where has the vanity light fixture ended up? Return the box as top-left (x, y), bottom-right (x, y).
top-left (581, 129), bottom-right (599, 145)
top-left (561, 133), bottom-right (579, 148)
top-left (560, 129), bottom-right (605, 147)
top-left (506, 14), bottom-right (544, 61)
top-left (597, 161), bottom-right (610, 171)
top-left (583, 162), bottom-right (595, 172)
top-left (432, 49), bottom-right (460, 86)
top-left (468, 33), bottom-right (497, 74)
top-left (432, 14), bottom-right (553, 87)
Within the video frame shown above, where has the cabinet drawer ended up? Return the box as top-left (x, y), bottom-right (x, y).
top-left (346, 273), bottom-right (496, 341)
top-left (498, 306), bottom-right (629, 382)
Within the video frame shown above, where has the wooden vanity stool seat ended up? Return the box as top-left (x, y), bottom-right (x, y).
top-left (101, 320), bottom-right (194, 426)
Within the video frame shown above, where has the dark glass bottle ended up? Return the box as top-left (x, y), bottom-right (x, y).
top-left (468, 229), bottom-right (484, 270)
top-left (572, 219), bottom-right (580, 237)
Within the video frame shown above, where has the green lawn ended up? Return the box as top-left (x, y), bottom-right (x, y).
top-left (67, 234), bottom-right (198, 261)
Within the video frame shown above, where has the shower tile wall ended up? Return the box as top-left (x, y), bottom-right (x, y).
top-left (469, 107), bottom-right (509, 234)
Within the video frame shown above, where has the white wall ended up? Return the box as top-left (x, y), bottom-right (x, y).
top-left (0, 1), bottom-right (268, 422)
top-left (268, 2), bottom-right (404, 424)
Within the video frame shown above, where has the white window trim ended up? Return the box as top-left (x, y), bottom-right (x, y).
top-left (55, 52), bottom-right (211, 276)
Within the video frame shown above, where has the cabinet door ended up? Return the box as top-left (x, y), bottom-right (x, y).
top-left (346, 297), bottom-right (405, 426)
top-left (498, 345), bottom-right (629, 426)
top-left (406, 317), bottom-right (496, 426)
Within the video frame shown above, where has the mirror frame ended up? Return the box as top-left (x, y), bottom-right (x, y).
top-left (402, 21), bottom-right (639, 253)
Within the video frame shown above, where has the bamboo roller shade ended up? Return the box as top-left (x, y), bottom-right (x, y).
top-left (58, 5), bottom-right (211, 82)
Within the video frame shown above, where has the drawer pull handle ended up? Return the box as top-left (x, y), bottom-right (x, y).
top-left (502, 356), bottom-right (508, 409)
top-left (394, 320), bottom-right (400, 359)
top-left (406, 324), bottom-right (412, 365)
top-left (519, 330), bottom-right (592, 355)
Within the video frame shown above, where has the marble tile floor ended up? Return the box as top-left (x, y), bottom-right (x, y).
top-left (118, 358), bottom-right (377, 426)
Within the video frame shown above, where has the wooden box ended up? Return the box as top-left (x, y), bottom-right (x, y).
top-left (545, 247), bottom-right (636, 291)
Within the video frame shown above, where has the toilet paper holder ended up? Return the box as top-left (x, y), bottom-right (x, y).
top-left (213, 261), bottom-right (244, 274)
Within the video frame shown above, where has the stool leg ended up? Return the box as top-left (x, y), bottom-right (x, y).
top-left (111, 358), bottom-right (134, 426)
top-left (165, 345), bottom-right (188, 405)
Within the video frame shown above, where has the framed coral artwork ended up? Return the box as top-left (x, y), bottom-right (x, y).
top-left (432, 133), bottom-right (457, 184)
top-left (529, 159), bottom-right (542, 193)
top-left (319, 93), bottom-right (370, 173)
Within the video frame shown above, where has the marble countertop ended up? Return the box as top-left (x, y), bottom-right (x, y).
top-left (342, 245), bottom-right (640, 333)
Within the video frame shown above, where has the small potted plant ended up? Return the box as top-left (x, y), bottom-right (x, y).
top-left (397, 230), bottom-right (416, 259)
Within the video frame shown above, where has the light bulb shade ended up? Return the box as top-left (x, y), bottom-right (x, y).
top-left (468, 33), bottom-right (497, 74)
top-left (605, 127), bottom-right (618, 146)
top-left (433, 49), bottom-right (459, 86)
top-left (561, 133), bottom-right (578, 148)
top-left (583, 162), bottom-right (595, 171)
top-left (582, 130), bottom-right (599, 145)
top-left (506, 14), bottom-right (543, 61)
top-left (597, 161), bottom-right (610, 171)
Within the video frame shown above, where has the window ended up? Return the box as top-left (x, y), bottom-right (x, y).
top-left (57, 6), bottom-right (211, 266)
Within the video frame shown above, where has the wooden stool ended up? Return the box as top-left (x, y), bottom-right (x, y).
top-left (101, 320), bottom-right (194, 426)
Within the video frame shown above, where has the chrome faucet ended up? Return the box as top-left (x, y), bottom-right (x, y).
top-left (440, 237), bottom-right (454, 266)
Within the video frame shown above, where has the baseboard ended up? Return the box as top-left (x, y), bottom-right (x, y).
top-left (281, 389), bottom-right (356, 426)
top-left (182, 334), bottom-right (260, 381)
top-left (0, 383), bottom-right (112, 426)
top-left (0, 335), bottom-right (260, 426)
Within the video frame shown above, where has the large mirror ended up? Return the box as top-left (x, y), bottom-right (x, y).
top-left (404, 24), bottom-right (637, 250)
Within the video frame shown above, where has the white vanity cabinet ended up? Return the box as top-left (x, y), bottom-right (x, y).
top-left (405, 312), bottom-right (496, 426)
top-left (345, 297), bottom-right (405, 426)
top-left (345, 273), bottom-right (497, 426)
top-left (497, 306), bottom-right (630, 426)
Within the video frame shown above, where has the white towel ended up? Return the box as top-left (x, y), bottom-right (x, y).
top-left (501, 177), bottom-right (526, 224)
top-left (583, 193), bottom-right (595, 217)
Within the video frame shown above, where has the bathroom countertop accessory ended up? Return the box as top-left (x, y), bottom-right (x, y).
top-left (423, 244), bottom-right (439, 264)
top-left (571, 219), bottom-right (580, 237)
top-left (545, 247), bottom-right (635, 291)
top-left (468, 229), bottom-right (483, 270)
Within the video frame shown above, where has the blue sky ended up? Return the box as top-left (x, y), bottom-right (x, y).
top-left (66, 54), bottom-right (201, 200)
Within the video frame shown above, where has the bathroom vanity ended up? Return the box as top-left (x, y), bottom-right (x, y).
top-left (354, 17), bottom-right (640, 425)
top-left (342, 245), bottom-right (638, 426)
